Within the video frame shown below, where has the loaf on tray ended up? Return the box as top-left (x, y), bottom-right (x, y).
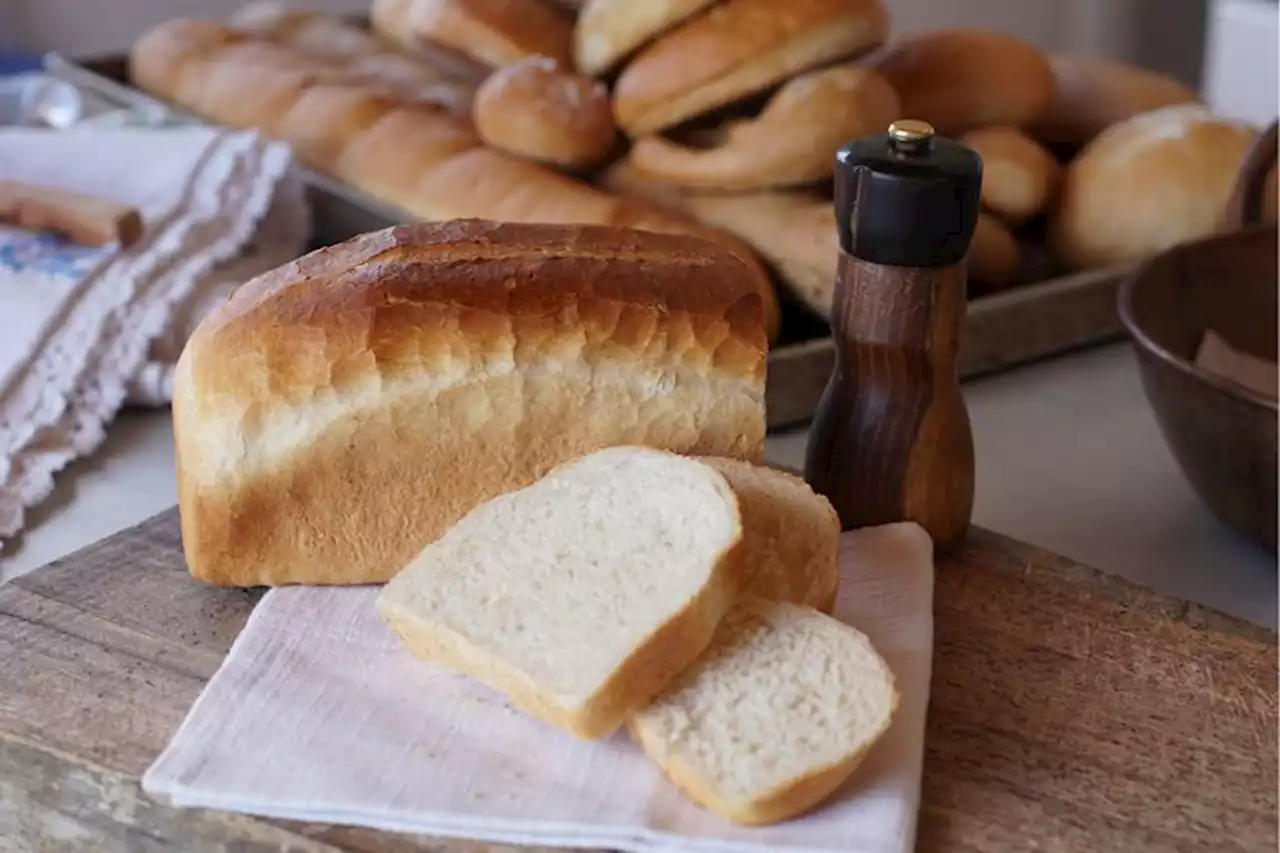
top-left (173, 221), bottom-right (769, 587)
top-left (129, 17), bottom-right (782, 340)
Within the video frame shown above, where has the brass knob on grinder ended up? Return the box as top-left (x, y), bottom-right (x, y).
top-left (804, 120), bottom-right (983, 554)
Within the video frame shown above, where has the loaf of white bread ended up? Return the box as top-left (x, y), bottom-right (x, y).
top-left (378, 445), bottom-right (897, 824)
top-left (173, 221), bottom-right (769, 587)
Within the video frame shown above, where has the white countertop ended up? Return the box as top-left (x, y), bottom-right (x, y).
top-left (2, 342), bottom-right (1275, 628)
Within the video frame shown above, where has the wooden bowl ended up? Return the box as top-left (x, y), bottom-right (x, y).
top-left (1118, 121), bottom-right (1278, 552)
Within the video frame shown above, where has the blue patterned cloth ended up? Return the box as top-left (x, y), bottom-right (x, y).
top-left (0, 225), bottom-right (109, 279)
top-left (0, 52), bottom-right (42, 77)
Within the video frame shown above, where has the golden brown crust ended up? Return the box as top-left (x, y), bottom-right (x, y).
top-left (1048, 105), bottom-right (1258, 270)
top-left (175, 221), bottom-right (770, 587)
top-left (371, 0), bottom-right (574, 69)
top-left (604, 181), bottom-right (840, 320)
top-left (612, 0), bottom-right (888, 136)
top-left (573, 0), bottom-right (719, 76)
top-left (473, 55), bottom-right (617, 169)
top-left (871, 28), bottom-right (1055, 135)
top-left (624, 64), bottom-right (899, 191)
top-left (607, 197), bottom-right (782, 341)
top-left (129, 17), bottom-right (776, 308)
top-left (1031, 55), bottom-right (1200, 149)
top-left (961, 126), bottom-right (1061, 224)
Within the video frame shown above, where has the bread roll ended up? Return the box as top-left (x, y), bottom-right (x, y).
top-left (378, 446), bottom-right (745, 740)
top-left (371, 0), bottom-right (573, 71)
top-left (612, 0), bottom-right (888, 136)
top-left (175, 221), bottom-right (769, 587)
top-left (1049, 105), bottom-right (1259, 270)
top-left (871, 29), bottom-right (1054, 135)
top-left (473, 55), bottom-right (616, 169)
top-left (624, 64), bottom-right (899, 192)
top-left (961, 127), bottom-right (1061, 224)
top-left (968, 213), bottom-right (1019, 286)
top-left (574, 0), bottom-right (718, 76)
top-left (1031, 55), bottom-right (1200, 149)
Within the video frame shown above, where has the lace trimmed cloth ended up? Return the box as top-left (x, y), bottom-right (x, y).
top-left (0, 126), bottom-right (309, 544)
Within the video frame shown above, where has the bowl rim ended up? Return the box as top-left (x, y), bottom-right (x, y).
top-left (1117, 227), bottom-right (1279, 415)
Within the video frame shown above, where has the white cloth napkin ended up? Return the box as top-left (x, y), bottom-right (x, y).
top-left (0, 126), bottom-right (309, 541)
top-left (142, 522), bottom-right (935, 853)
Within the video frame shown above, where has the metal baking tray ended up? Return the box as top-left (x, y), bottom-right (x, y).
top-left (42, 52), bottom-right (1128, 431)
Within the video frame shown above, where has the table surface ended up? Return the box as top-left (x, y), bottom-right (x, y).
top-left (4, 506), bottom-right (1275, 853)
top-left (3, 342), bottom-right (1275, 628)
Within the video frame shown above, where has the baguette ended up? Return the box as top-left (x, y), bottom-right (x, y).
top-left (230, 3), bottom-right (475, 113)
top-left (378, 446), bottom-right (744, 741)
top-left (130, 19), bottom-right (781, 342)
top-left (173, 220), bottom-right (769, 587)
top-left (628, 598), bottom-right (898, 825)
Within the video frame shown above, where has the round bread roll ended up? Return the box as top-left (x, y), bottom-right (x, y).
top-left (870, 29), bottom-right (1054, 135)
top-left (473, 55), bottom-right (616, 169)
top-left (968, 213), bottom-right (1020, 286)
top-left (961, 127), bottom-right (1061, 224)
top-left (1031, 55), bottom-right (1200, 149)
top-left (624, 64), bottom-right (900, 191)
top-left (1048, 105), bottom-right (1259, 271)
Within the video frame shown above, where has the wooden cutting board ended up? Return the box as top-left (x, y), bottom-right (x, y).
top-left (1, 509), bottom-right (1275, 852)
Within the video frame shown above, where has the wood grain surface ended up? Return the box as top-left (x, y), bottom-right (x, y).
top-left (806, 255), bottom-right (974, 552)
top-left (1, 509), bottom-right (1275, 852)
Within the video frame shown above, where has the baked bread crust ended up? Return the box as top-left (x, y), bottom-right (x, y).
top-left (624, 64), bottom-right (899, 191)
top-left (371, 0), bottom-right (573, 70)
top-left (870, 28), bottom-right (1055, 136)
top-left (573, 0), bottom-right (719, 76)
top-left (473, 55), bottom-right (617, 169)
top-left (130, 18), bottom-right (781, 342)
top-left (174, 220), bottom-right (769, 587)
top-left (612, 0), bottom-right (888, 136)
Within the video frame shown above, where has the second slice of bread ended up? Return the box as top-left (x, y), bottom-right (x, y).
top-left (629, 598), bottom-right (898, 825)
top-left (698, 457), bottom-right (840, 612)
top-left (377, 446), bottom-right (743, 740)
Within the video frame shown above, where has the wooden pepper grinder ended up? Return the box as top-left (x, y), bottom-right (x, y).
top-left (804, 119), bottom-right (983, 554)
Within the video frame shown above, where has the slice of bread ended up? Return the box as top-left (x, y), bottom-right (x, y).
top-left (376, 446), bottom-right (743, 740)
top-left (698, 457), bottom-right (840, 612)
top-left (628, 598), bottom-right (898, 825)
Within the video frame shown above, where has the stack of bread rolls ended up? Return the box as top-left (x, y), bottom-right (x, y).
top-left (129, 0), bottom-right (1269, 325)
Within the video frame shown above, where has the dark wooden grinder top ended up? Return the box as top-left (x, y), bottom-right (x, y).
top-left (805, 120), bottom-right (984, 554)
